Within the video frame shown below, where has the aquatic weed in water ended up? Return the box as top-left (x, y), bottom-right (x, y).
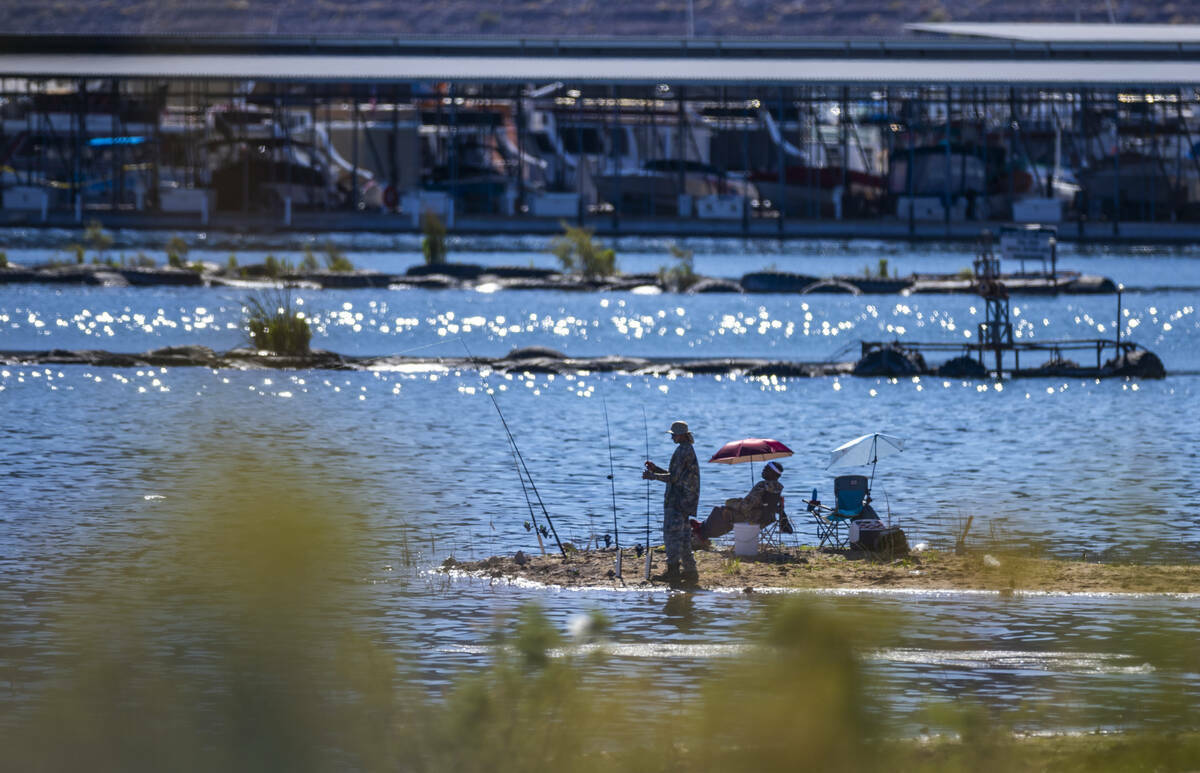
top-left (244, 289), bottom-right (311, 354)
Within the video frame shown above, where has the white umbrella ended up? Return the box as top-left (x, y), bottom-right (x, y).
top-left (827, 432), bottom-right (904, 488)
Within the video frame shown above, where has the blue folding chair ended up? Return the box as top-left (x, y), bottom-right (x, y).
top-left (806, 476), bottom-right (875, 549)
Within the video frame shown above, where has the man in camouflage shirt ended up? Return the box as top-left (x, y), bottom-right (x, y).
top-left (643, 420), bottom-right (700, 586)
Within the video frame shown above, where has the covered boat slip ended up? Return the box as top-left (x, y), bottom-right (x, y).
top-left (6, 29), bottom-right (1200, 234)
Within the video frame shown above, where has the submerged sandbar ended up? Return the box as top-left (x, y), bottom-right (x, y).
top-left (449, 546), bottom-right (1200, 595)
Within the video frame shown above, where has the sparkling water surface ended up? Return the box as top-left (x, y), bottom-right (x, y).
top-left (3, 240), bottom-right (1200, 733)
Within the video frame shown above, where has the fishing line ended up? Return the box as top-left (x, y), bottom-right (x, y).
top-left (509, 432), bottom-right (546, 555)
top-left (642, 405), bottom-right (652, 580)
top-left (460, 339), bottom-right (566, 557)
top-left (602, 395), bottom-right (621, 578)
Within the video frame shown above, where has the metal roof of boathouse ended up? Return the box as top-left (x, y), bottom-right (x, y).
top-left (5, 31), bottom-right (1200, 87)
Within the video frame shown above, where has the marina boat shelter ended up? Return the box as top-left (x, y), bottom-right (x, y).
top-left (5, 27), bottom-right (1200, 238)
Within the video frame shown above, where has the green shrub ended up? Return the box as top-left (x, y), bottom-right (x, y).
top-left (263, 255), bottom-right (296, 279)
top-left (322, 243), bottom-right (354, 272)
top-left (659, 243), bottom-right (699, 292)
top-left (0, 251), bottom-right (7, 268)
top-left (226, 254), bottom-right (239, 275)
top-left (165, 235), bottom-right (188, 268)
top-left (300, 245), bottom-right (320, 272)
top-left (84, 219), bottom-right (113, 264)
top-left (863, 258), bottom-right (891, 279)
top-left (245, 290), bottom-right (311, 354)
top-left (69, 243), bottom-right (85, 265)
top-left (422, 210), bottom-right (447, 266)
top-left (550, 222), bottom-right (616, 278)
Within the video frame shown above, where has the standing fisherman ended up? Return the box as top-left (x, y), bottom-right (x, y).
top-left (643, 420), bottom-right (700, 586)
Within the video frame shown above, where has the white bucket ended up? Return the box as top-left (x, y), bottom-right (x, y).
top-left (733, 523), bottom-right (760, 557)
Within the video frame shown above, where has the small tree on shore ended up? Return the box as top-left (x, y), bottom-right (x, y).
top-left (659, 243), bottom-right (699, 292)
top-left (165, 235), bottom-right (189, 268)
top-left (550, 222), bottom-right (616, 278)
top-left (422, 211), bottom-right (447, 266)
top-left (84, 220), bottom-right (113, 265)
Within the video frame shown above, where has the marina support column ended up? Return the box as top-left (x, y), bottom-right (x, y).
top-left (907, 93), bottom-right (915, 236)
top-left (352, 98), bottom-right (360, 212)
top-left (742, 85), bottom-right (751, 234)
top-left (517, 85), bottom-right (526, 218)
top-left (610, 84), bottom-right (620, 233)
top-left (777, 86), bottom-right (786, 236)
top-left (945, 85), bottom-right (952, 227)
top-left (449, 83), bottom-right (458, 227)
top-left (676, 85), bottom-right (686, 219)
top-left (74, 79), bottom-right (84, 219)
top-left (576, 84), bottom-right (585, 224)
top-left (1079, 88), bottom-right (1089, 238)
top-left (841, 86), bottom-right (849, 222)
top-left (1113, 91), bottom-right (1121, 237)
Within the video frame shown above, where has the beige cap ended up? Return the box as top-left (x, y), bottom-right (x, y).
top-left (668, 420), bottom-right (689, 436)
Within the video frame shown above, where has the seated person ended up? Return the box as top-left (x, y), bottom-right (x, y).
top-left (691, 461), bottom-right (791, 542)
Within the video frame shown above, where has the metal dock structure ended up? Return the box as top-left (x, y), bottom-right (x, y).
top-left (6, 28), bottom-right (1200, 238)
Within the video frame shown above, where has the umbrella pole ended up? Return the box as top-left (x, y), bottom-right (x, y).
top-left (869, 435), bottom-right (877, 494)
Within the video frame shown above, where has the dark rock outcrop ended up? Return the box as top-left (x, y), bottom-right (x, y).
top-left (505, 346), bottom-right (566, 360)
top-left (142, 345), bottom-right (220, 367)
top-left (743, 361), bottom-right (823, 378)
top-left (119, 268), bottom-right (203, 286)
top-left (313, 271), bottom-right (394, 288)
top-left (1103, 348), bottom-right (1167, 379)
top-left (483, 266), bottom-right (561, 280)
top-left (853, 345), bottom-right (927, 377)
top-left (936, 355), bottom-right (989, 379)
top-left (740, 271), bottom-right (820, 293)
top-left (406, 263), bottom-right (485, 280)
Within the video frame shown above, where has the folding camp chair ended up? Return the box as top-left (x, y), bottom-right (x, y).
top-left (806, 476), bottom-right (875, 549)
top-left (756, 491), bottom-right (794, 551)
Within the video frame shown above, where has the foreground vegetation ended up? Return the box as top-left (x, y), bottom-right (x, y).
top-left (2, 441), bottom-right (1197, 772)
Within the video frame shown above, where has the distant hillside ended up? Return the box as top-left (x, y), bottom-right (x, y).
top-left (3, 0), bottom-right (1200, 38)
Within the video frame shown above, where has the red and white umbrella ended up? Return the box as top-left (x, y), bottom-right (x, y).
top-left (709, 438), bottom-right (794, 464)
top-left (710, 437), bottom-right (793, 484)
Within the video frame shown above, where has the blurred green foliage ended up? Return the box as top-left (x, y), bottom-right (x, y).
top-left (1, 444), bottom-right (1198, 772)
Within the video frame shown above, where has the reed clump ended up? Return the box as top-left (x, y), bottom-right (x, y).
top-left (659, 243), bottom-right (700, 292)
top-left (551, 222), bottom-right (616, 278)
top-left (245, 289), bottom-right (311, 354)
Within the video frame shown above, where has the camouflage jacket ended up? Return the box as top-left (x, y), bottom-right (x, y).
top-left (743, 479), bottom-right (783, 513)
top-left (654, 442), bottom-right (700, 516)
top-left (737, 479), bottom-right (784, 524)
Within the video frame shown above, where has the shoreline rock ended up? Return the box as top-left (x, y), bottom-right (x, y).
top-left (0, 345), bottom-right (1165, 379)
top-left (0, 263), bottom-right (1123, 296)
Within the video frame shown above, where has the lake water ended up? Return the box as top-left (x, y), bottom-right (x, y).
top-left (2, 236), bottom-right (1199, 734)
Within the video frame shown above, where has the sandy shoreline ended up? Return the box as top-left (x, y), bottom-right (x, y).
top-left (447, 545), bottom-right (1200, 595)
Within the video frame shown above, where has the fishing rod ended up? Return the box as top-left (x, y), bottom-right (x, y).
top-left (461, 340), bottom-right (566, 557)
top-left (642, 406), bottom-right (652, 580)
top-left (508, 433), bottom-right (546, 556)
top-left (603, 397), bottom-right (621, 578)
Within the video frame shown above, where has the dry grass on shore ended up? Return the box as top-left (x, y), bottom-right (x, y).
top-left (450, 544), bottom-right (1200, 594)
